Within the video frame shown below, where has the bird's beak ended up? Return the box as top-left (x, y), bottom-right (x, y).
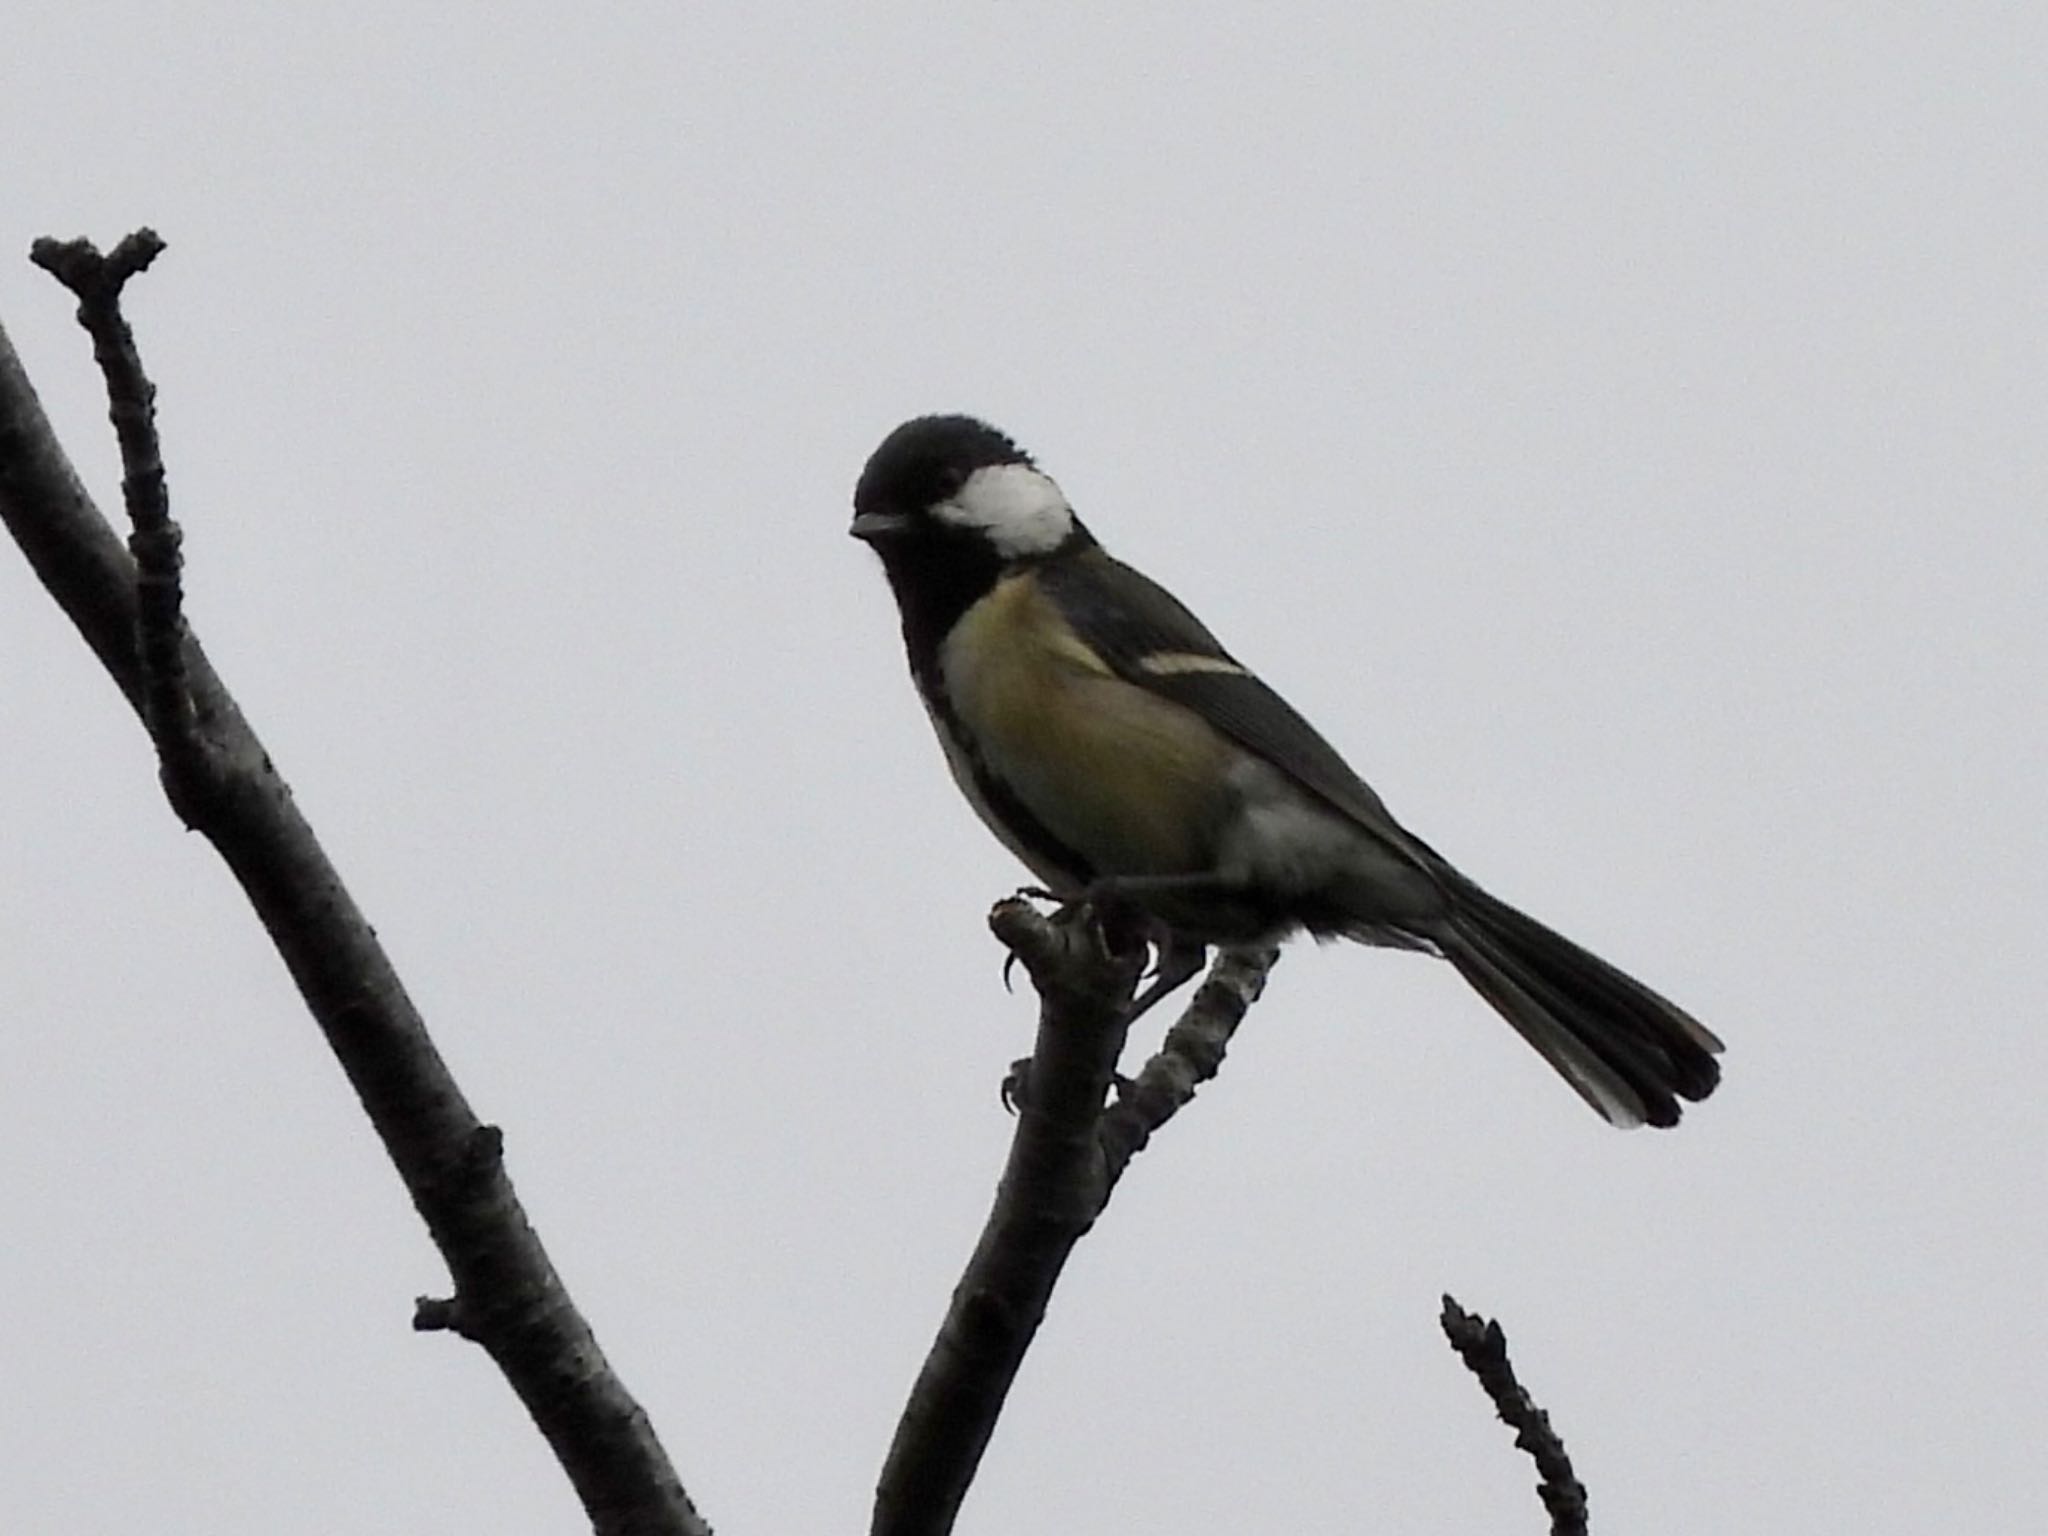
top-left (849, 508), bottom-right (911, 543)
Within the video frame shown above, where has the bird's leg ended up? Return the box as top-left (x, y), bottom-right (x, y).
top-left (1014, 883), bottom-right (1084, 910)
top-left (1053, 878), bottom-right (1211, 1026)
top-left (1060, 873), bottom-right (1241, 1025)
top-left (1003, 874), bottom-right (1221, 1042)
top-left (1125, 931), bottom-right (1208, 1026)
top-left (1079, 871), bottom-right (1247, 908)
top-left (1015, 935), bottom-right (1201, 1106)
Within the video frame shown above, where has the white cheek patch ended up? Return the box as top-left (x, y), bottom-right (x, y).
top-left (933, 463), bottom-right (1075, 558)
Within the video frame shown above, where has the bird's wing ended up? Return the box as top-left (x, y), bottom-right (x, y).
top-left (1038, 550), bottom-right (1421, 850)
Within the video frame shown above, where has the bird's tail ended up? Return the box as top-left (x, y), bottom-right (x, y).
top-left (1428, 876), bottom-right (1723, 1128)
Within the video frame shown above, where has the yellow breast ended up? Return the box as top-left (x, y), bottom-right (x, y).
top-left (938, 573), bottom-right (1233, 876)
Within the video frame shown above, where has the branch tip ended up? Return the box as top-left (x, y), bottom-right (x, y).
top-left (986, 896), bottom-right (1055, 958)
top-left (29, 229), bottom-right (197, 756)
top-left (986, 896), bottom-right (1140, 1007)
top-left (28, 230), bottom-right (166, 303)
top-left (1440, 1295), bottom-right (1589, 1536)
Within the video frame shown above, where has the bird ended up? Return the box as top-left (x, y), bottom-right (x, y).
top-left (849, 414), bottom-right (1722, 1128)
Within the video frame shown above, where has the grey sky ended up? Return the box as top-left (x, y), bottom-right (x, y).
top-left (4, 6), bottom-right (2043, 1531)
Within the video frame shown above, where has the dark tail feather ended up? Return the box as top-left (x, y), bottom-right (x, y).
top-left (1427, 877), bottom-right (1723, 1129)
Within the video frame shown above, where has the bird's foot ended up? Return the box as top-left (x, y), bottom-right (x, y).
top-left (1125, 934), bottom-right (1209, 1023)
top-left (1001, 1055), bottom-right (1136, 1115)
top-left (998, 881), bottom-right (1208, 1020)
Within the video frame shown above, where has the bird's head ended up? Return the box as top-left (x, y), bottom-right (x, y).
top-left (850, 414), bottom-right (1090, 567)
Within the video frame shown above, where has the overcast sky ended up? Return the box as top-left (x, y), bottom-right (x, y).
top-left (5, 6), bottom-right (2044, 1533)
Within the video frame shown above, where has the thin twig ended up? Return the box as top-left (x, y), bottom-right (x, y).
top-left (1, 238), bottom-right (707, 1536)
top-left (28, 232), bottom-right (193, 758)
top-left (1100, 944), bottom-right (1278, 1180)
top-left (1441, 1295), bottom-right (1590, 1536)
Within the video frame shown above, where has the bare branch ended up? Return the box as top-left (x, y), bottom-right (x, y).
top-left (29, 232), bottom-right (204, 796)
top-left (1, 239), bottom-right (707, 1536)
top-left (872, 901), bottom-right (1139, 1536)
top-left (1099, 944), bottom-right (1278, 1180)
top-left (1440, 1295), bottom-right (1589, 1536)
top-left (873, 904), bottom-right (1276, 1536)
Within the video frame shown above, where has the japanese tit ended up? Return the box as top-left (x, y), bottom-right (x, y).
top-left (850, 414), bottom-right (1722, 1128)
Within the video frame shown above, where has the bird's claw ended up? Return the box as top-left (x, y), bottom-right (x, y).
top-left (996, 883), bottom-right (1206, 1015)
top-left (1001, 1056), bottom-right (1137, 1116)
top-left (1000, 1056), bottom-right (1032, 1114)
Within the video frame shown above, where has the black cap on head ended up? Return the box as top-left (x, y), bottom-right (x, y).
top-left (855, 415), bottom-right (1032, 518)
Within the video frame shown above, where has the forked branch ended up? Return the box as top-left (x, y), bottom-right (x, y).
top-left (1, 235), bottom-right (706, 1536)
top-left (873, 901), bottom-right (1276, 1536)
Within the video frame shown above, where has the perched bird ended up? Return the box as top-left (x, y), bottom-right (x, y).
top-left (850, 414), bottom-right (1722, 1128)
